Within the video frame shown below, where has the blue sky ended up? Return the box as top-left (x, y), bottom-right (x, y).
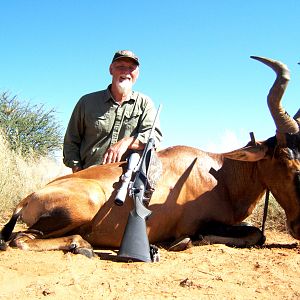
top-left (1, 1), bottom-right (299, 153)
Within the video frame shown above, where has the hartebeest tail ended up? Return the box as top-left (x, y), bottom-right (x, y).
top-left (0, 207), bottom-right (22, 249)
top-left (0, 195), bottom-right (32, 248)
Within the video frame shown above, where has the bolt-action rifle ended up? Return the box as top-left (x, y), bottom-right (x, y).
top-left (117, 104), bottom-right (162, 262)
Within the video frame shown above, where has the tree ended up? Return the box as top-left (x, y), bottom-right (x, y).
top-left (0, 92), bottom-right (63, 157)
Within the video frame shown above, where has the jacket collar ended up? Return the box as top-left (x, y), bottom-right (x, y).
top-left (105, 84), bottom-right (138, 104)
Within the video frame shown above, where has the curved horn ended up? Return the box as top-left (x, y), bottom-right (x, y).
top-left (250, 56), bottom-right (299, 134)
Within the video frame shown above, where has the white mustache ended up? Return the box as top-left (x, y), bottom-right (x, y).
top-left (120, 75), bottom-right (131, 80)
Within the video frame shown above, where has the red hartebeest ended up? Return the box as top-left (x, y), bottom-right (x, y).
top-left (1, 56), bottom-right (300, 257)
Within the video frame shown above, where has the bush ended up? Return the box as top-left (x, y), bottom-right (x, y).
top-left (0, 130), bottom-right (69, 223)
top-left (0, 92), bottom-right (62, 157)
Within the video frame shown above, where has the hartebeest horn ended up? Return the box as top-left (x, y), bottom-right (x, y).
top-left (251, 56), bottom-right (299, 134)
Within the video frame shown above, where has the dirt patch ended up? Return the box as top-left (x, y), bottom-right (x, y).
top-left (0, 230), bottom-right (300, 299)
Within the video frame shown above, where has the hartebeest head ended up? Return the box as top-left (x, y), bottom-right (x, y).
top-left (250, 56), bottom-right (300, 239)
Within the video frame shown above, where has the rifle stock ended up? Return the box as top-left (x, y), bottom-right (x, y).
top-left (117, 105), bottom-right (161, 262)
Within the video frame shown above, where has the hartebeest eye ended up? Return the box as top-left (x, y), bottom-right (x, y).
top-left (286, 134), bottom-right (300, 160)
top-left (294, 171), bottom-right (300, 199)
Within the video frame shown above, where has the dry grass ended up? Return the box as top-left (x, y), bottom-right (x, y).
top-left (246, 193), bottom-right (287, 232)
top-left (0, 130), bottom-right (69, 222)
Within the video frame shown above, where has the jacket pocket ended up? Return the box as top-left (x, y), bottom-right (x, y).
top-left (86, 111), bottom-right (112, 136)
top-left (123, 109), bottom-right (140, 133)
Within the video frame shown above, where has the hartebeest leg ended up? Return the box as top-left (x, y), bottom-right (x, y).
top-left (168, 223), bottom-right (265, 251)
top-left (9, 232), bottom-right (96, 258)
top-left (196, 222), bottom-right (265, 248)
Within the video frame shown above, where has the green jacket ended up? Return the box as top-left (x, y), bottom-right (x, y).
top-left (63, 86), bottom-right (163, 169)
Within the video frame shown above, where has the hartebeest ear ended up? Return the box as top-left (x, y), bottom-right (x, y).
top-left (223, 142), bottom-right (268, 162)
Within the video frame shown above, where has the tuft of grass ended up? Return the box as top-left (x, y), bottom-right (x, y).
top-left (0, 130), bottom-right (70, 223)
top-left (246, 193), bottom-right (287, 233)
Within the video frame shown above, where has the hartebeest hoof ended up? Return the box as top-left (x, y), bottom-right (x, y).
top-left (72, 247), bottom-right (96, 258)
top-left (150, 244), bottom-right (160, 262)
top-left (0, 239), bottom-right (8, 251)
top-left (69, 241), bottom-right (96, 258)
top-left (168, 237), bottom-right (192, 251)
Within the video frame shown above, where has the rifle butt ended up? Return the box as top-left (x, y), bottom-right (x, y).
top-left (117, 210), bottom-right (152, 262)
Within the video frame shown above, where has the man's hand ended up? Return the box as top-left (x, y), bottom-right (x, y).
top-left (103, 137), bottom-right (143, 164)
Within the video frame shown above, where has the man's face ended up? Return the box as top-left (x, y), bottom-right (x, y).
top-left (110, 58), bottom-right (139, 93)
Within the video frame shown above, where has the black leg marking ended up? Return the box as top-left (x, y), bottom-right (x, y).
top-left (29, 208), bottom-right (72, 235)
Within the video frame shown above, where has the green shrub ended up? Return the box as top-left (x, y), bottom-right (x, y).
top-left (0, 92), bottom-right (62, 157)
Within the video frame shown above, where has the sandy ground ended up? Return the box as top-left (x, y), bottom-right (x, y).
top-left (0, 230), bottom-right (299, 300)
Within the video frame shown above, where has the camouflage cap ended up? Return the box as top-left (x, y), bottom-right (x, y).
top-left (111, 50), bottom-right (139, 65)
